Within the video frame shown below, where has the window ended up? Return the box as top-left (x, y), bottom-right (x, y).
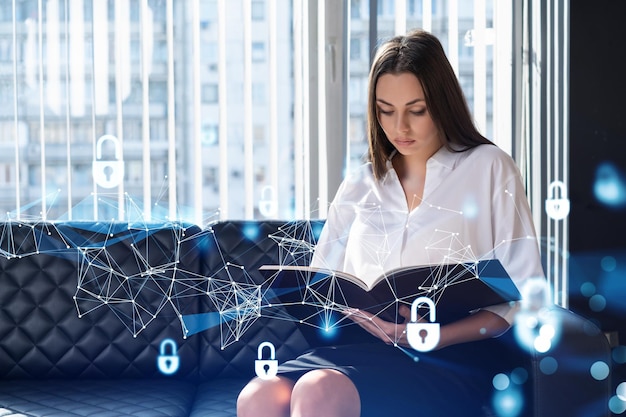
top-left (0, 0), bottom-right (520, 227)
top-left (0, 3), bottom-right (13, 22)
top-left (251, 1), bottom-right (265, 21)
top-left (351, 0), bottom-right (362, 19)
top-left (253, 125), bottom-right (266, 144)
top-left (378, 0), bottom-right (395, 17)
top-left (150, 82), bottom-right (167, 103)
top-left (408, 0), bottom-right (422, 16)
top-left (204, 42), bottom-right (218, 65)
top-left (0, 39), bottom-right (11, 62)
top-left (0, 163), bottom-right (14, 185)
top-left (252, 83), bottom-right (266, 105)
top-left (202, 83), bottom-right (219, 103)
top-left (350, 37), bottom-right (361, 61)
top-left (252, 42), bottom-right (266, 62)
top-left (150, 119), bottom-right (167, 141)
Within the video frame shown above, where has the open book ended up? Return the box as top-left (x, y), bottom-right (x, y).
top-left (259, 260), bottom-right (521, 325)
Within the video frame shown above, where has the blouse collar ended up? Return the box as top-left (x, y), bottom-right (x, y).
top-left (385, 145), bottom-right (466, 172)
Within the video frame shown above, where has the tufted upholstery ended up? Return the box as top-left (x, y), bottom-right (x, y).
top-left (0, 220), bottom-right (612, 416)
top-left (0, 222), bottom-right (203, 381)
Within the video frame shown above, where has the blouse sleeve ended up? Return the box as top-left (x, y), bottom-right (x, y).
top-left (481, 155), bottom-right (546, 324)
top-left (310, 178), bottom-right (355, 271)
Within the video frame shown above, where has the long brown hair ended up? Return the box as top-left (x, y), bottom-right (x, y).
top-left (367, 29), bottom-right (493, 180)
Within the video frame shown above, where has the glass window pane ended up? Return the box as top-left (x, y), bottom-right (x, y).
top-left (0, 0), bottom-right (512, 224)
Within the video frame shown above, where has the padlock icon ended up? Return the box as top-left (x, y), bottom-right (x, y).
top-left (255, 341), bottom-right (278, 380)
top-left (406, 296), bottom-right (440, 352)
top-left (92, 134), bottom-right (124, 188)
top-left (157, 338), bottom-right (180, 375)
top-left (258, 186), bottom-right (277, 218)
top-left (545, 180), bottom-right (570, 220)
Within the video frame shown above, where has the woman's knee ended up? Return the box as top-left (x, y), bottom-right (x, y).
top-left (291, 369), bottom-right (360, 417)
top-left (237, 376), bottom-right (295, 417)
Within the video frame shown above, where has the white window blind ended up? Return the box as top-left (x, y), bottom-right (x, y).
top-left (0, 0), bottom-right (516, 227)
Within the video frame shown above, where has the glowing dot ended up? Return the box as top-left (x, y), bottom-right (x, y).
top-left (613, 346), bottom-right (626, 364)
top-left (492, 387), bottom-right (523, 417)
top-left (617, 382), bottom-right (626, 401)
top-left (539, 357), bottom-right (558, 375)
top-left (590, 361), bottom-right (610, 381)
top-left (580, 282), bottom-right (596, 297)
top-left (609, 396), bottom-right (626, 414)
top-left (589, 294), bottom-right (607, 312)
top-left (510, 367), bottom-right (528, 385)
top-left (534, 336), bottom-right (551, 353)
top-left (601, 256), bottom-right (617, 273)
top-left (539, 324), bottom-right (555, 339)
top-left (480, 327), bottom-right (487, 335)
top-left (242, 224), bottom-right (260, 240)
top-left (492, 373), bottom-right (510, 391)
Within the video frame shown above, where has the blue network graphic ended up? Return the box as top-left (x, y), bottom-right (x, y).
top-left (0, 196), bottom-right (555, 353)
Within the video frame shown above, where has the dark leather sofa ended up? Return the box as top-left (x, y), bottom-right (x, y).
top-left (0, 220), bottom-right (612, 416)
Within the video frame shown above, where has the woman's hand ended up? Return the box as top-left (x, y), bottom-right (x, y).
top-left (344, 306), bottom-right (511, 351)
top-left (343, 305), bottom-right (417, 348)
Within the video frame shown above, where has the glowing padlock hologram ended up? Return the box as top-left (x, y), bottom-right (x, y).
top-left (255, 341), bottom-right (278, 380)
top-left (545, 180), bottom-right (570, 220)
top-left (93, 134), bottom-right (124, 189)
top-left (406, 296), bottom-right (440, 352)
top-left (259, 186), bottom-right (277, 218)
top-left (157, 338), bottom-right (180, 375)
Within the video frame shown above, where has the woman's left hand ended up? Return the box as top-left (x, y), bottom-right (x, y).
top-left (342, 305), bottom-right (415, 348)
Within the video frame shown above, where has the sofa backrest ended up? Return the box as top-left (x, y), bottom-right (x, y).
top-left (0, 221), bottom-right (210, 380)
top-left (195, 220), bottom-right (321, 380)
top-left (0, 220), bottom-right (317, 381)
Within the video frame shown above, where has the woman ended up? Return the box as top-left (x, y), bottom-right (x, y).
top-left (238, 29), bottom-right (544, 417)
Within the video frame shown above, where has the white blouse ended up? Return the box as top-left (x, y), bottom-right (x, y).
top-left (311, 144), bottom-right (545, 323)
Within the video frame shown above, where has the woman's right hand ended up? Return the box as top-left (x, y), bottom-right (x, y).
top-left (343, 305), bottom-right (415, 347)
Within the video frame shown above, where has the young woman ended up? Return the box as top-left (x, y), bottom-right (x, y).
top-left (237, 29), bottom-right (544, 417)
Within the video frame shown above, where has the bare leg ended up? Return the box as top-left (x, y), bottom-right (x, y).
top-left (237, 376), bottom-right (295, 417)
top-left (290, 369), bottom-right (361, 417)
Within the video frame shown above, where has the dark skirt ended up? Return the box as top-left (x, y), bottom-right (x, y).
top-left (278, 329), bottom-right (506, 417)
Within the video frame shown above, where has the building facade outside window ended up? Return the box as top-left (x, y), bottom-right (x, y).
top-left (0, 0), bottom-right (503, 224)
